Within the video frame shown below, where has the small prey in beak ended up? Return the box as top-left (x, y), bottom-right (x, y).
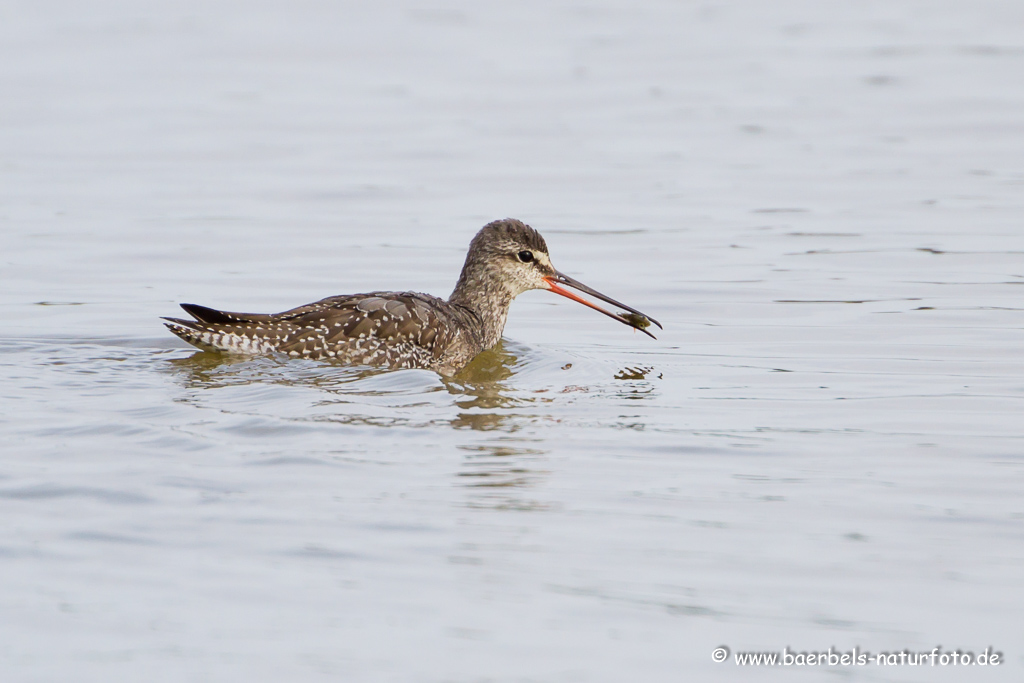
top-left (543, 271), bottom-right (663, 339)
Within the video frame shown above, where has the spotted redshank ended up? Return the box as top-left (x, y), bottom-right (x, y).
top-left (164, 218), bottom-right (661, 376)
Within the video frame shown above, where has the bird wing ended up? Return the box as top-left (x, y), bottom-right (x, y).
top-left (270, 292), bottom-right (458, 361)
top-left (170, 293), bottom-right (469, 368)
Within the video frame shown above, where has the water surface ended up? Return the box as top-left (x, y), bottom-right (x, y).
top-left (2, 1), bottom-right (1023, 681)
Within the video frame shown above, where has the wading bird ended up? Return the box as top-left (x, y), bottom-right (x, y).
top-left (164, 218), bottom-right (661, 376)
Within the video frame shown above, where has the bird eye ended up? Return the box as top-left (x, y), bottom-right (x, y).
top-left (517, 250), bottom-right (534, 263)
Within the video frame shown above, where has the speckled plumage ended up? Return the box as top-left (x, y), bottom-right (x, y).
top-left (164, 291), bottom-right (482, 376)
top-left (164, 218), bottom-right (660, 376)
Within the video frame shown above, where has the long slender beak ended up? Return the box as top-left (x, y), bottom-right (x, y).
top-left (543, 270), bottom-right (663, 339)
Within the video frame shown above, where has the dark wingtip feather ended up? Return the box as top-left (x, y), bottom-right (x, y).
top-left (179, 303), bottom-right (241, 325)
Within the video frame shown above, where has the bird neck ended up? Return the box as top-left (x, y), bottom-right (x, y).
top-left (448, 266), bottom-right (513, 350)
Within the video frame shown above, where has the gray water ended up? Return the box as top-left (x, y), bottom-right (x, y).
top-left (2, 1), bottom-right (1023, 681)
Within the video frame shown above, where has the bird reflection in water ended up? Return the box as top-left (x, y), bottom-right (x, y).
top-left (164, 340), bottom-right (540, 432)
top-left (444, 343), bottom-right (520, 424)
top-left (164, 342), bottom-right (552, 509)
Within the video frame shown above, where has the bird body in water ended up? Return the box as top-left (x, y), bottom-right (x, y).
top-left (164, 219), bottom-right (661, 376)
